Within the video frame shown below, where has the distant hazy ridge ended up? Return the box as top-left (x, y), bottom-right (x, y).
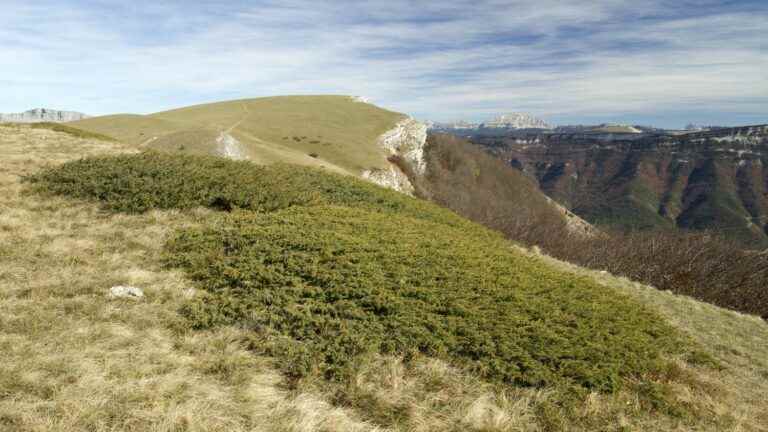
top-left (0, 108), bottom-right (88, 123)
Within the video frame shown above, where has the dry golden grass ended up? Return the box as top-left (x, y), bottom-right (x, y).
top-left (0, 124), bottom-right (377, 431)
top-left (70, 96), bottom-right (404, 175)
top-left (1, 123), bottom-right (765, 431)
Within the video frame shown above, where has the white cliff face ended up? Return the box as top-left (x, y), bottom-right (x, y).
top-left (483, 113), bottom-right (552, 129)
top-left (362, 117), bottom-right (428, 194)
top-left (0, 108), bottom-right (88, 123)
top-left (362, 167), bottom-right (415, 194)
top-left (377, 118), bottom-right (428, 175)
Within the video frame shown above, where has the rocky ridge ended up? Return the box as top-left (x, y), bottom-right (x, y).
top-left (0, 108), bottom-right (88, 123)
top-left (431, 112), bottom-right (552, 132)
top-left (484, 113), bottom-right (552, 129)
top-left (467, 124), bottom-right (768, 245)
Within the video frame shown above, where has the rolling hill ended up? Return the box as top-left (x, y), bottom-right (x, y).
top-left (71, 95), bottom-right (587, 232)
top-left (71, 96), bottom-right (407, 176)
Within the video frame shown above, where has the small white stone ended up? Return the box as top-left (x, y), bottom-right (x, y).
top-left (109, 285), bottom-right (144, 299)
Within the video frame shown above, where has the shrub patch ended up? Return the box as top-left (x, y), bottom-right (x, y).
top-left (24, 152), bottom-right (462, 227)
top-left (166, 205), bottom-right (683, 391)
top-left (29, 153), bottom-right (691, 393)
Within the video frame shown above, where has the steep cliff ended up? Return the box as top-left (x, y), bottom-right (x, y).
top-left (471, 125), bottom-right (768, 246)
top-left (430, 112), bottom-right (552, 132)
top-left (483, 113), bottom-right (552, 129)
top-left (362, 117), bottom-right (428, 194)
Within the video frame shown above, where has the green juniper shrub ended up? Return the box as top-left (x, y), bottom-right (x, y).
top-left (23, 152), bottom-right (463, 228)
top-left (28, 152), bottom-right (696, 396)
top-left (165, 205), bottom-right (685, 391)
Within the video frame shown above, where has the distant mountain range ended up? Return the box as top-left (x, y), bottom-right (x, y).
top-left (452, 124), bottom-right (768, 246)
top-left (430, 112), bottom-right (552, 131)
top-left (0, 108), bottom-right (88, 123)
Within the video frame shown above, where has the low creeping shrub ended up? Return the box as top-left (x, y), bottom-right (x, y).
top-left (166, 205), bottom-right (685, 391)
top-left (24, 152), bottom-right (462, 227)
top-left (28, 152), bottom-right (696, 395)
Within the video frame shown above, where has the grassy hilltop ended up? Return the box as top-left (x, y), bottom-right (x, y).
top-left (71, 96), bottom-right (405, 175)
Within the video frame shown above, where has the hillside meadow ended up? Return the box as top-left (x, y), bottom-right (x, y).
top-left (71, 96), bottom-right (405, 175)
top-left (1, 123), bottom-right (766, 431)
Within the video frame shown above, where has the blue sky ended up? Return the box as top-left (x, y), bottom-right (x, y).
top-left (1, 0), bottom-right (766, 128)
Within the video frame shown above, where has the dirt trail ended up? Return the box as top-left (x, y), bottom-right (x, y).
top-left (139, 136), bottom-right (158, 146)
top-left (216, 103), bottom-right (251, 160)
top-left (225, 103), bottom-right (250, 133)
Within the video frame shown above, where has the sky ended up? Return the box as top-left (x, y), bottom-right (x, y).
top-left (1, 0), bottom-right (766, 128)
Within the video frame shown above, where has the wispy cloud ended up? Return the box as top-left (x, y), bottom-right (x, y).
top-left (1, 0), bottom-right (766, 127)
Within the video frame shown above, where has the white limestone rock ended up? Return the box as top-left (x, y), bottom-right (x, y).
top-left (362, 117), bottom-right (428, 194)
top-left (109, 285), bottom-right (144, 299)
top-left (483, 113), bottom-right (552, 129)
top-left (362, 166), bottom-right (415, 194)
top-left (377, 118), bottom-right (428, 175)
top-left (216, 132), bottom-right (246, 160)
top-left (0, 108), bottom-right (88, 123)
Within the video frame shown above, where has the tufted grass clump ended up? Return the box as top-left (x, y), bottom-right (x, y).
top-left (28, 152), bottom-right (693, 395)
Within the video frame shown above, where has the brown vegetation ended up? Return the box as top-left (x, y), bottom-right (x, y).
top-left (523, 227), bottom-right (768, 319)
top-left (415, 134), bottom-right (568, 235)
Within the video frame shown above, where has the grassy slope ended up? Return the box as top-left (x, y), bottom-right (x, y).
top-left (530, 247), bottom-right (768, 429)
top-left (0, 124), bottom-right (377, 431)
top-left (2, 124), bottom-right (767, 431)
top-left (70, 96), bottom-right (405, 175)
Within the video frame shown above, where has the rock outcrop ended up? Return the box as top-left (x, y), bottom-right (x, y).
top-left (108, 285), bottom-right (144, 299)
top-left (216, 132), bottom-right (246, 160)
top-left (483, 113), bottom-right (552, 130)
top-left (0, 108), bottom-right (88, 123)
top-left (362, 117), bottom-right (428, 194)
top-left (430, 113), bottom-right (552, 132)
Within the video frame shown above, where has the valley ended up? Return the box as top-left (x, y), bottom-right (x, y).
top-left (440, 122), bottom-right (768, 246)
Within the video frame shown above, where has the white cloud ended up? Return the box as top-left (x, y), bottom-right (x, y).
top-left (0, 0), bottom-right (765, 127)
